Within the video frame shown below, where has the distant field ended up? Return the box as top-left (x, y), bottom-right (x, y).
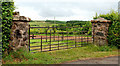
top-left (29, 21), bottom-right (91, 36)
top-left (29, 21), bottom-right (59, 34)
top-left (29, 21), bottom-right (66, 27)
top-left (29, 21), bottom-right (54, 27)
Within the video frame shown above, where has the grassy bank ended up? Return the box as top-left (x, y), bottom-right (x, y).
top-left (3, 45), bottom-right (119, 64)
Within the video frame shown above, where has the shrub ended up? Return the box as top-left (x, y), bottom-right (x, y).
top-left (108, 21), bottom-right (120, 48)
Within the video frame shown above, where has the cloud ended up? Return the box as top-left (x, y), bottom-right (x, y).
top-left (14, 0), bottom-right (119, 21)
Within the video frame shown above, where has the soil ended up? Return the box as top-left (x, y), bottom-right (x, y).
top-left (30, 35), bottom-right (93, 42)
top-left (63, 56), bottom-right (119, 64)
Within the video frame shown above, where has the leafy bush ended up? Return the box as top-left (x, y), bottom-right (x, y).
top-left (108, 21), bottom-right (120, 48)
top-left (93, 10), bottom-right (118, 23)
top-left (56, 24), bottom-right (66, 31)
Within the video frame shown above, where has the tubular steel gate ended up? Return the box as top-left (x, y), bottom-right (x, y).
top-left (29, 26), bottom-right (92, 53)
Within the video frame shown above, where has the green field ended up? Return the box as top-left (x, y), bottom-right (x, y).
top-left (29, 21), bottom-right (55, 27)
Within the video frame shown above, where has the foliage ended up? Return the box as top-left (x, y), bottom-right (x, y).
top-left (86, 44), bottom-right (117, 52)
top-left (108, 21), bottom-right (120, 48)
top-left (93, 10), bottom-right (118, 23)
top-left (0, 1), bottom-right (2, 42)
top-left (66, 20), bottom-right (92, 35)
top-left (2, 2), bottom-right (15, 53)
top-left (66, 20), bottom-right (90, 27)
top-left (93, 10), bottom-right (120, 48)
top-left (56, 24), bottom-right (66, 31)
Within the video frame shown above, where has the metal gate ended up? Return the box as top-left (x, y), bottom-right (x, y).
top-left (29, 26), bottom-right (92, 53)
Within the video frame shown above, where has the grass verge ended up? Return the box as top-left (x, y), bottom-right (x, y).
top-left (2, 44), bottom-right (119, 64)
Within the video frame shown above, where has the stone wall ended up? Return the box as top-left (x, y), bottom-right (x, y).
top-left (9, 12), bottom-right (31, 51)
top-left (91, 18), bottom-right (111, 46)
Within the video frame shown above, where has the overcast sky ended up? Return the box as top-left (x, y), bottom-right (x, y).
top-left (14, 0), bottom-right (119, 21)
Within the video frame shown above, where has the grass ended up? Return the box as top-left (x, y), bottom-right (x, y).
top-left (2, 44), bottom-right (119, 64)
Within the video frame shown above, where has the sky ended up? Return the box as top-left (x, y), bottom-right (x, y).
top-left (14, 0), bottom-right (119, 21)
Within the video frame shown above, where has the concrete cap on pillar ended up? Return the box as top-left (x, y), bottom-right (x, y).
top-left (91, 18), bottom-right (111, 23)
top-left (13, 12), bottom-right (31, 22)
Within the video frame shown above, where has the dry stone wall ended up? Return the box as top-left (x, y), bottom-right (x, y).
top-left (91, 18), bottom-right (111, 46)
top-left (10, 12), bottom-right (31, 51)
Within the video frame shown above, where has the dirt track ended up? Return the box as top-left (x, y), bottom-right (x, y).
top-left (30, 35), bottom-right (93, 42)
top-left (64, 56), bottom-right (119, 64)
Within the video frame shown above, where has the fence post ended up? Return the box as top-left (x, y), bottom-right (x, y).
top-left (54, 27), bottom-right (55, 41)
top-left (92, 23), bottom-right (95, 45)
top-left (62, 31), bottom-right (64, 41)
top-left (29, 25), bottom-right (30, 52)
top-left (79, 26), bottom-right (81, 46)
top-left (81, 32), bottom-right (83, 47)
top-left (87, 31), bottom-right (88, 45)
top-left (41, 36), bottom-right (42, 52)
top-left (49, 30), bottom-right (51, 51)
top-left (46, 30), bottom-right (47, 42)
top-left (75, 35), bottom-right (76, 47)
top-left (67, 27), bottom-right (68, 49)
top-left (58, 35), bottom-right (59, 50)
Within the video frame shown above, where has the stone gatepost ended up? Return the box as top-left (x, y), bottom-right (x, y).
top-left (10, 12), bottom-right (31, 51)
top-left (91, 18), bottom-right (111, 46)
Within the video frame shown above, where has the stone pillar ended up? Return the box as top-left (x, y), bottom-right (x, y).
top-left (91, 18), bottom-right (111, 46)
top-left (9, 12), bottom-right (31, 51)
